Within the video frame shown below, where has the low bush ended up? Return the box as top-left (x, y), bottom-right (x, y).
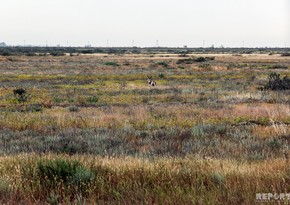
top-left (50, 52), bottom-right (66, 56)
top-left (194, 57), bottom-right (206, 62)
top-left (13, 88), bottom-right (29, 103)
top-left (68, 106), bottom-right (79, 112)
top-left (262, 72), bottom-right (290, 90)
top-left (37, 159), bottom-right (94, 193)
top-left (281, 53), bottom-right (290, 57)
top-left (158, 73), bottom-right (165, 79)
top-left (156, 61), bottom-right (168, 67)
top-left (176, 58), bottom-right (195, 64)
top-left (104, 61), bottom-right (119, 66)
top-left (86, 96), bottom-right (99, 103)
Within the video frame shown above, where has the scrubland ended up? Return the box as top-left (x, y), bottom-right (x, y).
top-left (0, 52), bottom-right (289, 204)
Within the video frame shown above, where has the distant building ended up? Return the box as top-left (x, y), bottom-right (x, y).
top-left (0, 42), bottom-right (7, 47)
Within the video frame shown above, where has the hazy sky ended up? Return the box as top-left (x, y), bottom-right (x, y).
top-left (0, 0), bottom-right (289, 47)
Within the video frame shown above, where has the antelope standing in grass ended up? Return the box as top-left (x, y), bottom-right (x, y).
top-left (147, 76), bottom-right (156, 87)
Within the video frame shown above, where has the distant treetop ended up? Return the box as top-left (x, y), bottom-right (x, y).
top-left (0, 42), bottom-right (7, 47)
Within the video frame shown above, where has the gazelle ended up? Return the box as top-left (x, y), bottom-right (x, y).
top-left (147, 76), bottom-right (156, 86)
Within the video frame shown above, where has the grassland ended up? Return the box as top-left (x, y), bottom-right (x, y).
top-left (0, 52), bottom-right (289, 204)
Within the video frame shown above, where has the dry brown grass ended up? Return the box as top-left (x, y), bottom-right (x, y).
top-left (0, 53), bottom-right (289, 204)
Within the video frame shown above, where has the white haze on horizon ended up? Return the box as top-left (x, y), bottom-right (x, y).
top-left (0, 0), bottom-right (288, 47)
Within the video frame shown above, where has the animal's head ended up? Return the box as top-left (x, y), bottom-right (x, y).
top-left (147, 76), bottom-right (156, 86)
top-left (147, 75), bottom-right (152, 83)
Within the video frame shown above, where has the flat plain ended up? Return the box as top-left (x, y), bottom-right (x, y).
top-left (0, 50), bottom-right (289, 204)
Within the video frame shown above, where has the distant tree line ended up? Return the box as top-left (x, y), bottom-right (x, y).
top-left (0, 46), bottom-right (289, 56)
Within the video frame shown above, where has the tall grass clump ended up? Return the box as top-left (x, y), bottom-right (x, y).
top-left (37, 159), bottom-right (94, 194)
top-left (0, 177), bottom-right (10, 199)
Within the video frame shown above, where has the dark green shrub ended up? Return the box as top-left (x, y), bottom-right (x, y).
top-left (176, 58), bottom-right (195, 64)
top-left (194, 57), bottom-right (206, 62)
top-left (68, 106), bottom-right (79, 112)
top-left (103, 61), bottom-right (119, 66)
top-left (262, 72), bottom-right (290, 90)
top-left (86, 96), bottom-right (99, 103)
top-left (26, 52), bottom-right (36, 56)
top-left (50, 52), bottom-right (65, 56)
top-left (13, 88), bottom-right (29, 103)
top-left (267, 138), bottom-right (282, 150)
top-left (156, 61), bottom-right (168, 67)
top-left (81, 50), bottom-right (94, 54)
top-left (158, 73), bottom-right (165, 79)
top-left (269, 65), bottom-right (288, 69)
top-left (1, 51), bottom-right (11, 56)
top-left (38, 159), bottom-right (80, 184)
top-left (281, 53), bottom-right (290, 57)
top-left (53, 97), bottom-right (64, 104)
top-left (199, 63), bottom-right (211, 69)
top-left (37, 159), bottom-right (94, 190)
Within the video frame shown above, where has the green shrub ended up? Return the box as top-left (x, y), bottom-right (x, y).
top-left (156, 61), bottom-right (168, 67)
top-left (46, 192), bottom-right (60, 205)
top-left (13, 88), bottom-right (29, 103)
top-left (53, 97), bottom-right (64, 104)
top-left (68, 106), bottom-right (79, 112)
top-left (199, 63), bottom-right (212, 69)
top-left (104, 61), bottom-right (119, 66)
top-left (267, 65), bottom-right (288, 69)
top-left (176, 58), bottom-right (195, 64)
top-left (50, 52), bottom-right (65, 56)
top-left (281, 53), bottom-right (290, 57)
top-left (262, 72), bottom-right (290, 90)
top-left (195, 57), bottom-right (206, 62)
top-left (158, 73), bottom-right (165, 79)
top-left (1, 51), bottom-right (11, 56)
top-left (86, 96), bottom-right (99, 103)
top-left (26, 53), bottom-right (36, 56)
top-left (267, 138), bottom-right (282, 150)
top-left (37, 159), bottom-right (94, 191)
top-left (211, 172), bottom-right (225, 188)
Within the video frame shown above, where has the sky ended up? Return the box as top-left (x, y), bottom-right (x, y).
top-left (0, 0), bottom-right (289, 47)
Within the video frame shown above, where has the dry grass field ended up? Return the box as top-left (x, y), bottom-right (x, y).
top-left (0, 51), bottom-right (289, 204)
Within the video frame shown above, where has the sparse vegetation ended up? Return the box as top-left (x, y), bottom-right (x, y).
top-left (0, 50), bottom-right (289, 204)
